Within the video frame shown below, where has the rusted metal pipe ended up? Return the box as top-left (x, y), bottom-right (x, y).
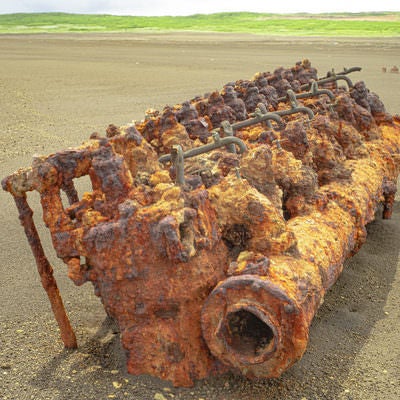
top-left (5, 191), bottom-right (77, 349)
top-left (201, 140), bottom-right (396, 377)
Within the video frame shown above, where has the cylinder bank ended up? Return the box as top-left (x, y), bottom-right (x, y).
top-left (3, 61), bottom-right (400, 387)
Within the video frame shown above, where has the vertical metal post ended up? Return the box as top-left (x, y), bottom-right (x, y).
top-left (171, 145), bottom-right (185, 186)
top-left (13, 194), bottom-right (77, 348)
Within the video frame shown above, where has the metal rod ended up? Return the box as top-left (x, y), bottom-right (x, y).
top-left (248, 96), bottom-right (314, 121)
top-left (324, 66), bottom-right (362, 78)
top-left (13, 195), bottom-right (77, 349)
top-left (171, 145), bottom-right (185, 186)
top-left (300, 74), bottom-right (354, 91)
top-left (232, 111), bottom-right (284, 131)
top-left (278, 89), bottom-right (315, 118)
top-left (278, 82), bottom-right (335, 102)
top-left (287, 89), bottom-right (299, 108)
top-left (276, 105), bottom-right (315, 120)
top-left (159, 136), bottom-right (247, 163)
top-left (220, 121), bottom-right (237, 154)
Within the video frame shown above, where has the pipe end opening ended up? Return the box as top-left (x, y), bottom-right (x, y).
top-left (225, 309), bottom-right (275, 358)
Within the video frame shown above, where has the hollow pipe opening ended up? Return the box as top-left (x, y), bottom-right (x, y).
top-left (202, 275), bottom-right (310, 378)
top-left (224, 307), bottom-right (276, 361)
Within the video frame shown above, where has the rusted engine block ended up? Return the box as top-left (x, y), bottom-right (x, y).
top-left (3, 61), bottom-right (400, 387)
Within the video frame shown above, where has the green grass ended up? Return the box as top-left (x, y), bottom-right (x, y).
top-left (0, 12), bottom-right (399, 36)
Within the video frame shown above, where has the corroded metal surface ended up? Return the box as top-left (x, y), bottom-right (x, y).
top-left (3, 60), bottom-right (400, 387)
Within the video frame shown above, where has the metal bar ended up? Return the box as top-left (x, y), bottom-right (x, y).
top-left (264, 90), bottom-right (314, 120)
top-left (324, 66), bottom-right (362, 77)
top-left (248, 94), bottom-right (314, 121)
top-left (301, 74), bottom-right (354, 91)
top-left (276, 105), bottom-right (315, 120)
top-left (159, 135), bottom-right (247, 163)
top-left (61, 179), bottom-right (79, 205)
top-left (278, 82), bottom-right (335, 103)
top-left (13, 195), bottom-right (77, 349)
top-left (220, 121), bottom-right (237, 154)
top-left (231, 111), bottom-right (284, 131)
top-left (256, 104), bottom-right (273, 128)
top-left (171, 145), bottom-right (185, 186)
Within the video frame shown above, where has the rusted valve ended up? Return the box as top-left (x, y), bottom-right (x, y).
top-left (3, 61), bottom-right (400, 387)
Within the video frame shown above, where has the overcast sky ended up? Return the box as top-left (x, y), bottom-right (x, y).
top-left (0, 0), bottom-right (399, 16)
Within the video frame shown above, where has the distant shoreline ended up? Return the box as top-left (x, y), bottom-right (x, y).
top-left (1, 31), bottom-right (400, 45)
top-left (0, 12), bottom-right (399, 36)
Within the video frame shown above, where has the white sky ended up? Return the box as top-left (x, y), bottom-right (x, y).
top-left (0, 0), bottom-right (399, 16)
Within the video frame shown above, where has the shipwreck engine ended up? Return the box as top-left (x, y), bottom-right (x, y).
top-left (3, 61), bottom-right (400, 387)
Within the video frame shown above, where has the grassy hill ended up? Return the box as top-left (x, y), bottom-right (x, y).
top-left (0, 12), bottom-right (399, 36)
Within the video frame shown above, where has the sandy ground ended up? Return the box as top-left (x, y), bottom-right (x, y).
top-left (0, 33), bottom-right (399, 400)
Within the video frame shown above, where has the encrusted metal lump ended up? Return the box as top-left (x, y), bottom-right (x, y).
top-left (3, 60), bottom-right (400, 387)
